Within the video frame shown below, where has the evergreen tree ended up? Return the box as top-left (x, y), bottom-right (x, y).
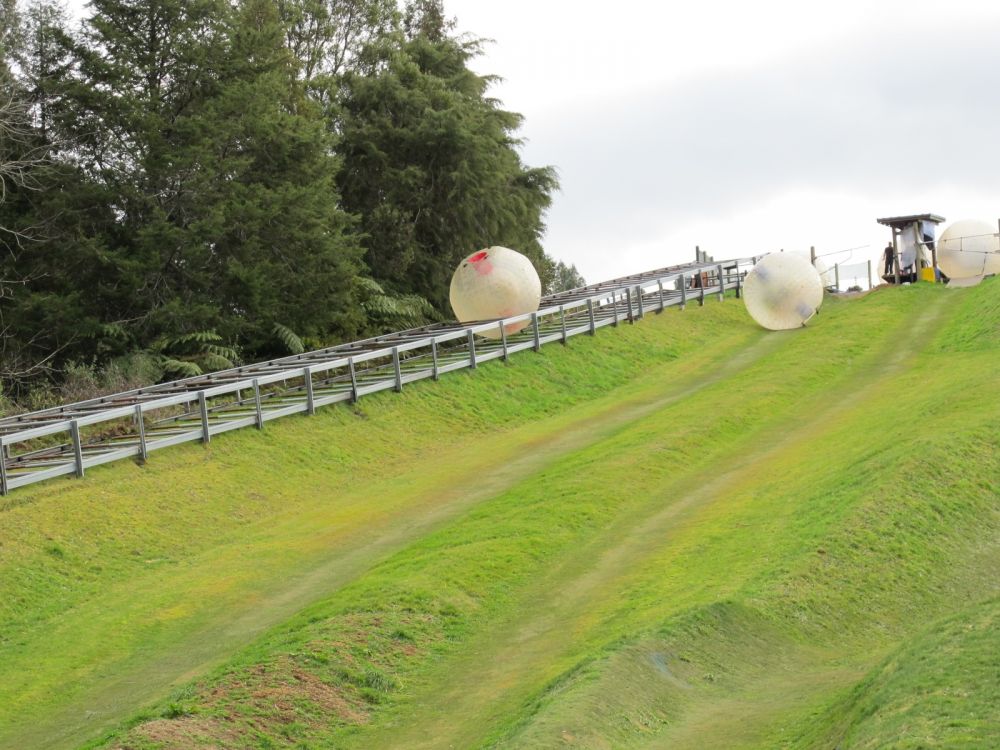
top-left (47, 0), bottom-right (365, 363)
top-left (548, 260), bottom-right (586, 294)
top-left (276, 0), bottom-right (395, 85)
top-left (336, 0), bottom-right (559, 313)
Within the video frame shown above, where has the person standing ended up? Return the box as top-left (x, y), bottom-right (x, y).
top-left (883, 244), bottom-right (895, 277)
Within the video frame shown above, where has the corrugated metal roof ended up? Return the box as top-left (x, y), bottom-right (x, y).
top-left (876, 213), bottom-right (946, 228)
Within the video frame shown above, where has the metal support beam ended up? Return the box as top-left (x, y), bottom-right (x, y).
top-left (252, 379), bottom-right (264, 429)
top-left (636, 286), bottom-right (645, 319)
top-left (717, 264), bottom-right (725, 301)
top-left (657, 280), bottom-right (665, 312)
top-left (304, 366), bottom-right (316, 415)
top-left (0, 439), bottom-right (7, 495)
top-left (199, 393), bottom-right (211, 444)
top-left (431, 339), bottom-right (440, 380)
top-left (135, 404), bottom-right (148, 461)
top-left (560, 306), bottom-right (568, 343)
top-left (680, 274), bottom-right (687, 309)
top-left (467, 330), bottom-right (477, 369)
top-left (348, 357), bottom-right (359, 402)
top-left (532, 313), bottom-right (541, 352)
top-left (612, 294), bottom-right (620, 327)
top-left (625, 287), bottom-right (634, 323)
top-left (392, 347), bottom-right (403, 390)
top-left (499, 322), bottom-right (509, 361)
top-left (587, 299), bottom-right (596, 334)
top-left (70, 420), bottom-right (85, 477)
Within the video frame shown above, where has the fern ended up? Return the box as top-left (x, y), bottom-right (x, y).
top-left (272, 323), bottom-right (305, 355)
top-left (148, 329), bottom-right (238, 380)
top-left (356, 277), bottom-right (435, 330)
top-left (158, 357), bottom-right (203, 379)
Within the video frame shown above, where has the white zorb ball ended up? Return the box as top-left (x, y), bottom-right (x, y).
top-left (937, 219), bottom-right (1000, 279)
top-left (743, 253), bottom-right (824, 331)
top-left (450, 246), bottom-right (542, 338)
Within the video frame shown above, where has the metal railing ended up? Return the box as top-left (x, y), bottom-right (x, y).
top-left (0, 257), bottom-right (755, 496)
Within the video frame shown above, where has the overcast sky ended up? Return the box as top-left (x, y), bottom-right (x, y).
top-left (447, 0), bottom-right (1000, 283)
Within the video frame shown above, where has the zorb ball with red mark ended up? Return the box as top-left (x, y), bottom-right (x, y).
top-left (937, 219), bottom-right (1000, 280)
top-left (450, 246), bottom-right (542, 338)
top-left (743, 252), bottom-right (824, 331)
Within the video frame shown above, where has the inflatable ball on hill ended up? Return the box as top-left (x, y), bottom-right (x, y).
top-left (450, 246), bottom-right (542, 339)
top-left (743, 252), bottom-right (824, 330)
top-left (937, 219), bottom-right (1000, 280)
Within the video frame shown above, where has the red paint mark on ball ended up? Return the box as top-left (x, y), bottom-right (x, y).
top-left (468, 251), bottom-right (489, 263)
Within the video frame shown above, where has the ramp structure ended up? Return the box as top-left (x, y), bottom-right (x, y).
top-left (0, 257), bottom-right (754, 495)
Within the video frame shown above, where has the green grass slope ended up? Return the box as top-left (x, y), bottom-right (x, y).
top-left (0, 298), bottom-right (761, 749)
top-left (3, 280), bottom-right (999, 750)
top-left (800, 595), bottom-right (1000, 749)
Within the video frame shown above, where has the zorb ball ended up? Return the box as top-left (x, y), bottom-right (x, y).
top-left (937, 219), bottom-right (1000, 279)
top-left (449, 246), bottom-right (542, 338)
top-left (743, 253), bottom-right (824, 330)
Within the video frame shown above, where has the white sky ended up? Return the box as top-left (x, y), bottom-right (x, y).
top-left (448, 0), bottom-right (1000, 283)
top-left (60, 0), bottom-right (1000, 285)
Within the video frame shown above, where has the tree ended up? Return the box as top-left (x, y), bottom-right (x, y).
top-left (336, 4), bottom-right (559, 314)
top-left (276, 0), bottom-right (395, 85)
top-left (0, 0), bottom-right (19, 75)
top-left (548, 260), bottom-right (586, 294)
top-left (45, 0), bottom-right (365, 364)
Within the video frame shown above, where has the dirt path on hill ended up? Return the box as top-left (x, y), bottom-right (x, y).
top-left (359, 296), bottom-right (951, 749)
top-left (3, 329), bottom-right (774, 750)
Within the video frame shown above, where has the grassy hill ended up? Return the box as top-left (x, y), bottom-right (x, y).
top-left (1, 280), bottom-right (997, 749)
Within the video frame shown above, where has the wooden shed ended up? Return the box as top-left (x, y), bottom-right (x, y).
top-left (876, 213), bottom-right (946, 284)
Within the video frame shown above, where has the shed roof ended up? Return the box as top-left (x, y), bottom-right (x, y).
top-left (876, 213), bottom-right (946, 228)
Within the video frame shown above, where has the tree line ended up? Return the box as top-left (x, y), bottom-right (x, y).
top-left (0, 0), bottom-right (584, 409)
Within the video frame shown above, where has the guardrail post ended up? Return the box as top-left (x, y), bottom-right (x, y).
top-left (636, 285), bottom-right (645, 319)
top-left (0, 438), bottom-right (8, 495)
top-left (587, 299), bottom-right (596, 334)
top-left (135, 404), bottom-right (148, 461)
top-left (348, 357), bottom-right (359, 402)
top-left (467, 330), bottom-right (477, 369)
top-left (657, 280), bottom-right (665, 312)
top-left (392, 347), bottom-right (404, 390)
top-left (304, 366), bottom-right (315, 415)
top-left (70, 419), bottom-right (85, 477)
top-left (835, 263), bottom-right (841, 292)
top-left (499, 322), bottom-right (509, 361)
top-left (699, 275), bottom-right (706, 307)
top-left (680, 274), bottom-right (687, 309)
top-left (612, 294), bottom-right (620, 327)
top-left (532, 312), bottom-right (541, 352)
top-left (717, 264), bottom-right (725, 300)
top-left (735, 270), bottom-right (743, 299)
top-left (199, 393), bottom-right (211, 444)
top-left (252, 379), bottom-right (263, 428)
top-left (430, 339), bottom-right (440, 380)
top-left (560, 306), bottom-right (568, 343)
top-left (625, 287), bottom-right (634, 323)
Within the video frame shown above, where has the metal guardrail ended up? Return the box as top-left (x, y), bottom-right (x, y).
top-left (0, 257), bottom-right (755, 495)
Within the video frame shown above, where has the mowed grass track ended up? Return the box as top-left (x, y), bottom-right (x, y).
top-left (3, 281), bottom-right (999, 749)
